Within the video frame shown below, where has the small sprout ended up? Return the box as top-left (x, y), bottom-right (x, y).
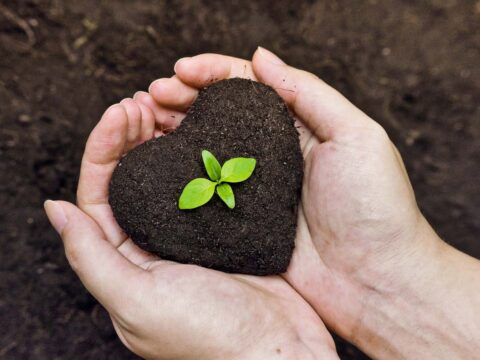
top-left (216, 183), bottom-right (235, 209)
top-left (202, 150), bottom-right (222, 181)
top-left (220, 157), bottom-right (257, 183)
top-left (179, 150), bottom-right (256, 210)
top-left (178, 178), bottom-right (216, 210)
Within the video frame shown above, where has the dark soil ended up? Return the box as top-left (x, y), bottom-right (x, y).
top-left (1, 1), bottom-right (479, 359)
top-left (110, 78), bottom-right (303, 275)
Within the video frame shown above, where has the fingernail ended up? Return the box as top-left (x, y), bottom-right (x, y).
top-left (44, 200), bottom-right (67, 234)
top-left (257, 46), bottom-right (285, 65)
top-left (174, 57), bottom-right (191, 73)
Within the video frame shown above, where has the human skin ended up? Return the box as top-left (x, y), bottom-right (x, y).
top-left (45, 47), bottom-right (480, 359)
top-left (158, 48), bottom-right (480, 358)
top-left (43, 66), bottom-right (338, 359)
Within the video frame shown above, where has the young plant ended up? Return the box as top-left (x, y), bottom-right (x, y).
top-left (179, 150), bottom-right (256, 210)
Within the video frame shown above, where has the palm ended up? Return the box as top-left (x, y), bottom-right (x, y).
top-left (284, 112), bottom-right (421, 338)
top-left (303, 127), bottom-right (418, 269)
top-left (115, 261), bottom-right (332, 358)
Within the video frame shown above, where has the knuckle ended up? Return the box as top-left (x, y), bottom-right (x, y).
top-left (304, 69), bottom-right (320, 82)
top-left (64, 245), bottom-right (81, 274)
top-left (368, 121), bottom-right (389, 138)
top-left (62, 231), bottom-right (82, 273)
top-left (114, 293), bottom-right (147, 329)
top-left (368, 123), bottom-right (390, 145)
top-left (336, 120), bottom-right (391, 149)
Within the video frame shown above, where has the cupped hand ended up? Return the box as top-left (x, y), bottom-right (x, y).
top-left (155, 48), bottom-right (449, 357)
top-left (44, 76), bottom-right (338, 358)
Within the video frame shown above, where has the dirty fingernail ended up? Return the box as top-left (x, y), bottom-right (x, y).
top-left (257, 47), bottom-right (286, 65)
top-left (44, 200), bottom-right (67, 234)
top-left (174, 57), bottom-right (191, 73)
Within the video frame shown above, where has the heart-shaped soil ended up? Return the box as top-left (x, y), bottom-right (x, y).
top-left (109, 78), bottom-right (303, 275)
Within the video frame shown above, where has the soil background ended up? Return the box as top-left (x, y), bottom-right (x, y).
top-left (0, 1), bottom-right (479, 359)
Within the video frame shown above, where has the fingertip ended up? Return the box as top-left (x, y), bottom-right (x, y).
top-left (86, 103), bottom-right (128, 164)
top-left (138, 103), bottom-right (156, 142)
top-left (45, 200), bottom-right (99, 244)
top-left (51, 201), bottom-right (147, 312)
top-left (138, 102), bottom-right (152, 116)
top-left (148, 78), bottom-right (173, 105)
top-left (133, 90), bottom-right (149, 103)
top-left (148, 78), bottom-right (168, 98)
top-left (120, 98), bottom-right (142, 146)
top-left (148, 76), bottom-right (198, 110)
top-left (173, 57), bottom-right (191, 74)
top-left (120, 98), bottom-right (141, 125)
top-left (255, 46), bottom-right (286, 65)
top-left (98, 103), bottom-right (129, 138)
top-left (44, 200), bottom-right (67, 234)
top-left (133, 91), bottom-right (156, 113)
top-left (133, 91), bottom-right (144, 101)
top-left (252, 51), bottom-right (300, 109)
top-left (253, 50), bottom-right (374, 141)
top-left (103, 103), bottom-right (128, 123)
top-left (252, 48), bottom-right (287, 87)
top-left (120, 97), bottom-right (140, 112)
top-left (174, 54), bottom-right (232, 87)
top-left (132, 90), bottom-right (185, 131)
top-left (174, 57), bottom-right (197, 83)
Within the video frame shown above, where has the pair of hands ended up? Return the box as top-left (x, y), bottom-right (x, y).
top-left (45, 48), bottom-right (474, 359)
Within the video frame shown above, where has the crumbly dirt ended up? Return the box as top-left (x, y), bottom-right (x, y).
top-left (1, 1), bottom-right (479, 359)
top-left (110, 79), bottom-right (303, 275)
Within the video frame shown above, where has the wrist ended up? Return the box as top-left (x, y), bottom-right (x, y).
top-left (354, 217), bottom-right (480, 358)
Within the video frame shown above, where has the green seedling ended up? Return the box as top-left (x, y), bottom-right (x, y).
top-left (179, 150), bottom-right (256, 210)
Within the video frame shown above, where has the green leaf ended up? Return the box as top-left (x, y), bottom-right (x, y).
top-left (178, 178), bottom-right (216, 209)
top-left (201, 150), bottom-right (222, 181)
top-left (216, 183), bottom-right (235, 209)
top-left (220, 158), bottom-right (256, 183)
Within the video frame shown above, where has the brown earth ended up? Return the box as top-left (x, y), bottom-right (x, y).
top-left (0, 1), bottom-right (478, 359)
top-left (110, 78), bottom-right (303, 276)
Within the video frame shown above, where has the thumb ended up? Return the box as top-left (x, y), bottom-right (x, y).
top-left (252, 47), bottom-right (376, 140)
top-left (44, 200), bottom-right (148, 315)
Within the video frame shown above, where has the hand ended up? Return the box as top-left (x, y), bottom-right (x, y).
top-left (160, 48), bottom-right (480, 359)
top-left (44, 92), bottom-right (338, 358)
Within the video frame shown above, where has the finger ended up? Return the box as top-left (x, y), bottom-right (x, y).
top-left (44, 200), bottom-right (151, 315)
top-left (133, 91), bottom-right (185, 133)
top-left (148, 76), bottom-right (198, 111)
top-left (120, 98), bottom-right (142, 151)
top-left (138, 103), bottom-right (156, 142)
top-left (117, 238), bottom-right (159, 269)
top-left (77, 104), bottom-right (129, 246)
top-left (252, 47), bottom-right (376, 141)
top-left (294, 117), bottom-right (320, 158)
top-left (174, 54), bottom-right (256, 88)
